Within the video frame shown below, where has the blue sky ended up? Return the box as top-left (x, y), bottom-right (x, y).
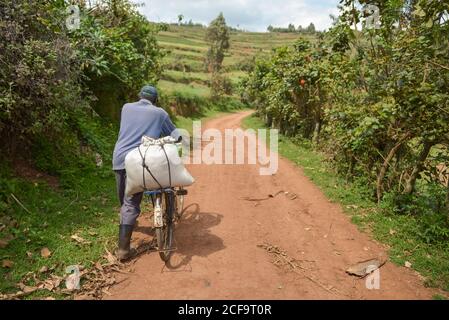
top-left (134, 0), bottom-right (340, 32)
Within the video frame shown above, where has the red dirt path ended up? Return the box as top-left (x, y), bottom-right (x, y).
top-left (106, 111), bottom-right (438, 300)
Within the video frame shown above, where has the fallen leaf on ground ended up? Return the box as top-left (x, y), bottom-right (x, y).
top-left (18, 283), bottom-right (38, 294)
top-left (41, 248), bottom-right (52, 258)
top-left (346, 257), bottom-right (387, 277)
top-left (49, 275), bottom-right (63, 290)
top-left (405, 261), bottom-right (412, 268)
top-left (389, 229), bottom-right (397, 235)
top-left (39, 266), bottom-right (48, 273)
top-left (71, 234), bottom-right (90, 245)
top-left (95, 262), bottom-right (104, 272)
top-left (2, 260), bottom-right (14, 268)
top-left (0, 238), bottom-right (10, 248)
top-left (26, 251), bottom-right (33, 258)
top-left (104, 249), bottom-right (118, 265)
top-left (42, 279), bottom-right (55, 291)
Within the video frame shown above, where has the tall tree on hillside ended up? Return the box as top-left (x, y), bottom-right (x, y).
top-left (205, 12), bottom-right (230, 73)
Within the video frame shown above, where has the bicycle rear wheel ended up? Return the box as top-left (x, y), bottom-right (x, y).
top-left (156, 192), bottom-right (175, 262)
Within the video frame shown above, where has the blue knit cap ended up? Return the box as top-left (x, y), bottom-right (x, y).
top-left (139, 85), bottom-right (158, 100)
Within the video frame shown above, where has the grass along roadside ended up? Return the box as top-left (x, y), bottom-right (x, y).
top-left (0, 121), bottom-right (120, 299)
top-left (243, 113), bottom-right (449, 297)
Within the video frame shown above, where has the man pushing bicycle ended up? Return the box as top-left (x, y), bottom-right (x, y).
top-left (112, 85), bottom-right (178, 261)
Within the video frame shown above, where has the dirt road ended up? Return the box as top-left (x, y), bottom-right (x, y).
top-left (106, 111), bottom-right (436, 300)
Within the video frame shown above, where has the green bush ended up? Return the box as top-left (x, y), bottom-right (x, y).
top-left (242, 0), bottom-right (449, 211)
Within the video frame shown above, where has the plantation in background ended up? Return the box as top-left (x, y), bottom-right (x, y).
top-left (156, 24), bottom-right (309, 106)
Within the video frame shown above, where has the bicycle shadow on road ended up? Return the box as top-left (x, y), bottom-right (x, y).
top-left (164, 203), bottom-right (225, 271)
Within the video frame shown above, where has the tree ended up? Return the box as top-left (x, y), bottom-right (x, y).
top-left (267, 25), bottom-right (274, 32)
top-left (205, 13), bottom-right (231, 98)
top-left (306, 22), bottom-right (316, 33)
top-left (297, 25), bottom-right (303, 32)
top-left (177, 14), bottom-right (184, 25)
top-left (288, 23), bottom-right (296, 32)
top-left (205, 12), bottom-right (230, 73)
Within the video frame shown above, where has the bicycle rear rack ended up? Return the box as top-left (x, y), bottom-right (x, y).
top-left (144, 188), bottom-right (188, 197)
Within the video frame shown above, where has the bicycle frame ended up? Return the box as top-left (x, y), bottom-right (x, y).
top-left (143, 188), bottom-right (186, 262)
top-left (144, 188), bottom-right (176, 228)
top-left (139, 137), bottom-right (187, 262)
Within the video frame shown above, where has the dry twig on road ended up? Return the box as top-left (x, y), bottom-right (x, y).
top-left (258, 243), bottom-right (349, 297)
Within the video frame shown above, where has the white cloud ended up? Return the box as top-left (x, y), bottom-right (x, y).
top-left (134, 0), bottom-right (340, 31)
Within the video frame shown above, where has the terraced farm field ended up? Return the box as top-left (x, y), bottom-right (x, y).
top-left (157, 25), bottom-right (313, 99)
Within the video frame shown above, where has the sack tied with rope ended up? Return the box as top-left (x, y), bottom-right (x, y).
top-left (124, 136), bottom-right (195, 197)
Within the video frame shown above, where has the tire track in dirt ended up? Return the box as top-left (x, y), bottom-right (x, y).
top-left (106, 111), bottom-right (438, 300)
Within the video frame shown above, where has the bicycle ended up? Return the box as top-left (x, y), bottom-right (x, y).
top-left (139, 136), bottom-right (189, 262)
top-left (144, 187), bottom-right (187, 262)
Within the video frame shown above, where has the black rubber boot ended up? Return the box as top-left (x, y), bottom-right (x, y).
top-left (117, 224), bottom-right (134, 261)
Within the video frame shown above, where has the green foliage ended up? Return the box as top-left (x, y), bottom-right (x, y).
top-left (159, 88), bottom-right (244, 119)
top-left (0, 0), bottom-right (164, 154)
top-left (0, 1), bottom-right (87, 155)
top-left (210, 72), bottom-right (234, 99)
top-left (267, 23), bottom-right (318, 34)
top-left (204, 13), bottom-right (233, 100)
top-left (242, 0), bottom-right (449, 212)
top-left (71, 0), bottom-right (164, 120)
top-left (205, 13), bottom-right (230, 73)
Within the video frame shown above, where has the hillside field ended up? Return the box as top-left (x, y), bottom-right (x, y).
top-left (156, 25), bottom-right (314, 99)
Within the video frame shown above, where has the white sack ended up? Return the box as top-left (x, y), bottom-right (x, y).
top-left (124, 136), bottom-right (194, 197)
